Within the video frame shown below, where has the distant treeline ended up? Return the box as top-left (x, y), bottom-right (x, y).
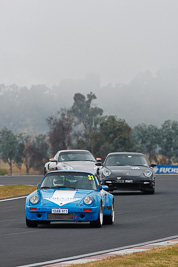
top-left (0, 92), bottom-right (178, 175)
top-left (1, 69), bottom-right (178, 134)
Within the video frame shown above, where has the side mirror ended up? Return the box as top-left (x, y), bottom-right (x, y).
top-left (102, 185), bottom-right (109, 191)
top-left (49, 158), bottom-right (57, 163)
top-left (150, 163), bottom-right (157, 168)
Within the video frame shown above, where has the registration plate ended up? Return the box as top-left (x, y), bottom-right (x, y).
top-left (117, 180), bottom-right (124, 183)
top-left (125, 180), bottom-right (133, 183)
top-left (52, 208), bottom-right (68, 214)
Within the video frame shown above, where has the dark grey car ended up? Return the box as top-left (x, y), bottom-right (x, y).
top-left (99, 152), bottom-right (156, 194)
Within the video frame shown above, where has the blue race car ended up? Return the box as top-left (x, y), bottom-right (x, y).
top-left (25, 170), bottom-right (114, 228)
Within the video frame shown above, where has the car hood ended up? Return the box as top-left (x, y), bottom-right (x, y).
top-left (104, 165), bottom-right (149, 177)
top-left (40, 189), bottom-right (93, 207)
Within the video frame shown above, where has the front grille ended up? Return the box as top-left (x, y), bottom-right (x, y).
top-left (47, 213), bottom-right (73, 220)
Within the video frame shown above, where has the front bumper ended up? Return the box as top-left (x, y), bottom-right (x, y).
top-left (25, 206), bottom-right (99, 222)
top-left (102, 178), bottom-right (155, 191)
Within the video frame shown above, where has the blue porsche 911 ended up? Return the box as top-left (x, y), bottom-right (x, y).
top-left (25, 170), bottom-right (114, 228)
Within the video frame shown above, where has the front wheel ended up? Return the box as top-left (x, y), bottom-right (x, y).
top-left (26, 218), bottom-right (38, 227)
top-left (90, 204), bottom-right (103, 228)
top-left (103, 202), bottom-right (114, 224)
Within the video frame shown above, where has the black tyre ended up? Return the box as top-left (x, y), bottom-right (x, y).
top-left (90, 203), bottom-right (103, 228)
top-left (103, 202), bottom-right (114, 225)
top-left (26, 218), bottom-right (38, 227)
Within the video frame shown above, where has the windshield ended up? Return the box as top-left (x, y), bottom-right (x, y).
top-left (105, 154), bottom-right (149, 167)
top-left (57, 151), bottom-right (95, 162)
top-left (40, 172), bottom-right (98, 190)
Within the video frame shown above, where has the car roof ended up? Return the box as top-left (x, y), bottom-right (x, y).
top-left (57, 149), bottom-right (91, 153)
top-left (45, 170), bottom-right (96, 176)
top-left (106, 152), bottom-right (145, 156)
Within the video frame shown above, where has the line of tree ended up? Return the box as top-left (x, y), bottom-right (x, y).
top-left (0, 92), bottom-right (178, 175)
top-left (0, 129), bottom-right (49, 175)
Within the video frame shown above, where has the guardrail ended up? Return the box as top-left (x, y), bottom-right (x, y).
top-left (153, 165), bottom-right (178, 174)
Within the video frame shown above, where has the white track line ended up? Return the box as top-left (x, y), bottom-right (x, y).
top-left (0, 196), bottom-right (27, 202)
top-left (16, 235), bottom-right (178, 267)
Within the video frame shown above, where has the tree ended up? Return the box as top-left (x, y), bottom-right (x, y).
top-left (0, 127), bottom-right (22, 175)
top-left (71, 92), bottom-right (104, 153)
top-left (132, 124), bottom-right (159, 162)
top-left (17, 133), bottom-right (49, 174)
top-left (47, 108), bottom-right (74, 155)
top-left (72, 92), bottom-right (103, 127)
top-left (17, 133), bottom-right (33, 174)
top-left (95, 116), bottom-right (133, 159)
top-left (159, 120), bottom-right (178, 164)
top-left (30, 134), bottom-right (49, 172)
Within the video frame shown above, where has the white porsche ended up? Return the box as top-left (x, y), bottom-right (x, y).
top-left (44, 149), bottom-right (102, 175)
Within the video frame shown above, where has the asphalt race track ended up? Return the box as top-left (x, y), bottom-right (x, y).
top-left (0, 174), bottom-right (178, 267)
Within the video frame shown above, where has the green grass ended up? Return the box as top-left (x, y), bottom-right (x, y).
top-left (0, 167), bottom-right (8, 175)
top-left (71, 244), bottom-right (178, 267)
top-left (0, 184), bottom-right (36, 198)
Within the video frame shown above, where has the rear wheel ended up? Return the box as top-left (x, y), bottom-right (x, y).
top-left (103, 202), bottom-right (114, 224)
top-left (26, 218), bottom-right (38, 227)
top-left (90, 204), bottom-right (103, 228)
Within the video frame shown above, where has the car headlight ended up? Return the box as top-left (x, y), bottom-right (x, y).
top-left (84, 195), bottom-right (93, 205)
top-left (61, 163), bottom-right (73, 170)
top-left (30, 195), bottom-right (39, 204)
top-left (143, 169), bottom-right (153, 178)
top-left (102, 167), bottom-right (112, 177)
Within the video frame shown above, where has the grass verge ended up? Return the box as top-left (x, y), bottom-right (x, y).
top-left (0, 184), bottom-right (37, 198)
top-left (71, 244), bottom-right (178, 267)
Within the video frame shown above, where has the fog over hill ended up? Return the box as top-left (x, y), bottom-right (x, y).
top-left (1, 0), bottom-right (178, 135)
top-left (0, 68), bottom-right (178, 134)
top-left (98, 68), bottom-right (178, 127)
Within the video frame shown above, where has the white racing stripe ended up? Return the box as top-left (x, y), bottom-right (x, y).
top-left (45, 190), bottom-right (81, 206)
top-left (52, 190), bottom-right (76, 199)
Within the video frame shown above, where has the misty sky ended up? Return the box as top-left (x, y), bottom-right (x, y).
top-left (0, 0), bottom-right (178, 87)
